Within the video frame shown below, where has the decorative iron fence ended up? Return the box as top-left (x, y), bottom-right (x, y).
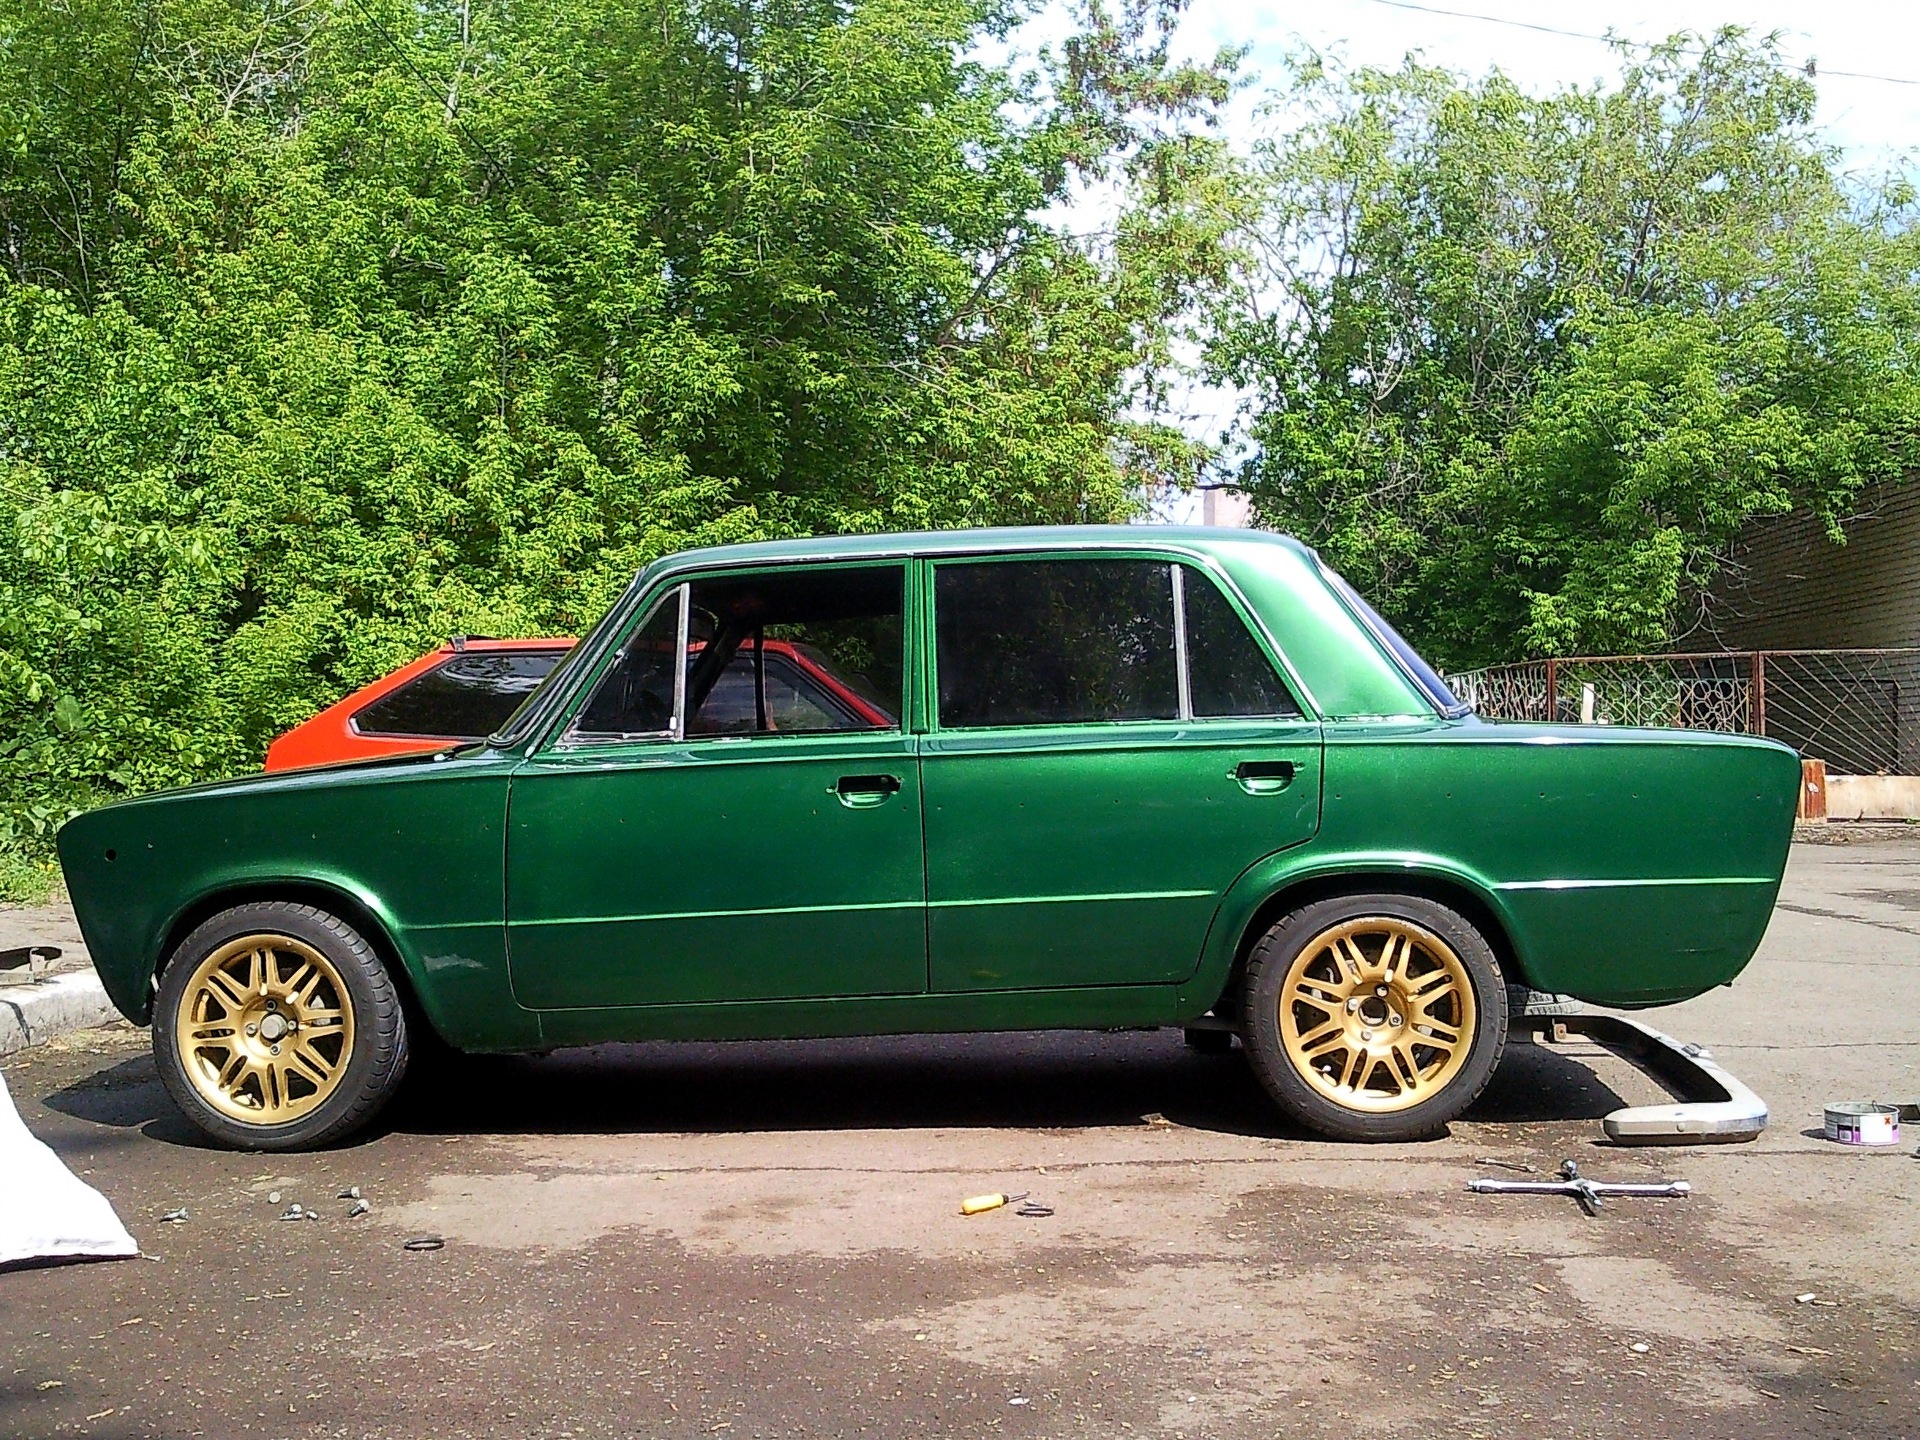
top-left (1448, 649), bottom-right (1920, 776)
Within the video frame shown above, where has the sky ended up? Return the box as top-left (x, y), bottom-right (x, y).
top-left (1069, 0), bottom-right (1920, 520)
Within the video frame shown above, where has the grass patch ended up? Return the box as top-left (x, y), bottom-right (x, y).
top-left (0, 850), bottom-right (62, 907)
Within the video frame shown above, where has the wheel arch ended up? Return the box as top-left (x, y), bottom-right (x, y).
top-left (152, 878), bottom-right (446, 1045)
top-left (1186, 857), bottom-right (1532, 1019)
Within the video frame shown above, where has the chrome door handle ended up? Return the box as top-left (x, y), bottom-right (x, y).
top-left (1234, 760), bottom-right (1297, 795)
top-left (834, 773), bottom-right (902, 808)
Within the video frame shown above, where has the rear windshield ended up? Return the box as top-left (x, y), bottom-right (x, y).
top-left (354, 649), bottom-right (571, 740)
top-left (1319, 567), bottom-right (1469, 717)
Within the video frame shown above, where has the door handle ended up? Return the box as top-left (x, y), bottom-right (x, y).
top-left (834, 773), bottom-right (902, 808)
top-left (1234, 760), bottom-right (1298, 795)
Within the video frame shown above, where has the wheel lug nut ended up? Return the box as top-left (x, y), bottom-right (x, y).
top-left (1389, 1014), bottom-right (1402, 1027)
top-left (1347, 998), bottom-right (1361, 1012)
top-left (270, 1043), bottom-right (281, 1055)
top-left (1375, 984), bottom-right (1388, 996)
top-left (245, 1024), bottom-right (257, 1036)
top-left (1360, 1029), bottom-right (1374, 1041)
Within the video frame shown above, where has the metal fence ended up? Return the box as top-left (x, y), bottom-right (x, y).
top-left (1448, 649), bottom-right (1920, 776)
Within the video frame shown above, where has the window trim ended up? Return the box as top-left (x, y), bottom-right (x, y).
top-left (549, 559), bottom-right (912, 752)
top-left (927, 551), bottom-right (1310, 735)
top-left (928, 552), bottom-right (1184, 734)
top-left (555, 583), bottom-right (689, 748)
top-left (1170, 564), bottom-right (1194, 721)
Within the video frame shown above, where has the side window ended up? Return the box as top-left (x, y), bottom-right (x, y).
top-left (683, 566), bottom-right (903, 736)
top-left (353, 648), bottom-right (570, 739)
top-left (573, 591), bottom-right (683, 738)
top-left (1181, 568), bottom-right (1301, 718)
top-left (936, 559), bottom-right (1178, 728)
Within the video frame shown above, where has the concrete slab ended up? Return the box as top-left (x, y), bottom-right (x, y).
top-left (0, 841), bottom-right (1915, 1438)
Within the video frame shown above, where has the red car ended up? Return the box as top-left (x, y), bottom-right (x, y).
top-left (263, 636), bottom-right (895, 771)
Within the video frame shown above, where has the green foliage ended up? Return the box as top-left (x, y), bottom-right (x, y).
top-left (1212, 31), bottom-right (1920, 665)
top-left (0, 0), bottom-right (1235, 868)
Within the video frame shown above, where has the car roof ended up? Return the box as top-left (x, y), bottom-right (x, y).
top-left (652, 525), bottom-right (1315, 576)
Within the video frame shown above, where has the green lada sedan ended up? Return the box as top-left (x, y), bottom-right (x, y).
top-left (56, 527), bottom-right (1801, 1149)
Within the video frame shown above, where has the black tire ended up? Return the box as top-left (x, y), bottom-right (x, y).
top-left (1240, 893), bottom-right (1507, 1142)
top-left (1183, 1027), bottom-right (1235, 1055)
top-left (152, 902), bottom-right (410, 1150)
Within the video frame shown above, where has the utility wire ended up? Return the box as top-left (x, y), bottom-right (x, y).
top-left (1358, 0), bottom-right (1920, 87)
top-left (340, 0), bottom-right (514, 182)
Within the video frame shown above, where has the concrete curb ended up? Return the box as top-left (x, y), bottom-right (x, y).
top-left (0, 969), bottom-right (121, 1056)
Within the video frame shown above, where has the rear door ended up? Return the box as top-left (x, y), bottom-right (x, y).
top-left (921, 554), bottom-right (1321, 992)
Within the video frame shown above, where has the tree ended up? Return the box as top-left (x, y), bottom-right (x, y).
top-left (0, 0), bottom-right (1237, 892)
top-left (1210, 30), bottom-right (1920, 666)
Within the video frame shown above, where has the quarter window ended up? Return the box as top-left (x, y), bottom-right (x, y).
top-left (573, 592), bottom-right (684, 738)
top-left (353, 648), bottom-right (570, 740)
top-left (1181, 568), bottom-right (1301, 718)
top-left (935, 560), bottom-right (1179, 728)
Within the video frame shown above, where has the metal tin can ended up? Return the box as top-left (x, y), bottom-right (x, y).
top-left (1823, 1102), bottom-right (1900, 1146)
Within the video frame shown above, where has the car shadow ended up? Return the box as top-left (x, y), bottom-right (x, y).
top-left (42, 1028), bottom-right (1627, 1148)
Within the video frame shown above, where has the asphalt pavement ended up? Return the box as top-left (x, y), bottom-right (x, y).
top-left (3, 839), bottom-right (1917, 1439)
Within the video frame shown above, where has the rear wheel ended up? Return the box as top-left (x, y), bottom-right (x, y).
top-left (153, 902), bottom-right (409, 1150)
top-left (1240, 894), bottom-right (1507, 1141)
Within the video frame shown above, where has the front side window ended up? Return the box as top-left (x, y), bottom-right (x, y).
top-left (936, 559), bottom-right (1179, 728)
top-left (684, 567), bottom-right (903, 735)
top-left (569, 566), bottom-right (905, 743)
top-left (354, 648), bottom-right (570, 740)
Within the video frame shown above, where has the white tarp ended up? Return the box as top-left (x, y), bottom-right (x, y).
top-left (0, 1067), bottom-right (138, 1266)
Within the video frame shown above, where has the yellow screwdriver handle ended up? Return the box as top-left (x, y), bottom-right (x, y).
top-left (960, 1193), bottom-right (1008, 1215)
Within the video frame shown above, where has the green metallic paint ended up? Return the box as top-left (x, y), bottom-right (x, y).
top-left (56, 527), bottom-right (1803, 1054)
top-left (920, 720), bottom-right (1321, 990)
top-left (57, 750), bottom-right (541, 1049)
top-left (506, 731), bottom-right (927, 1007)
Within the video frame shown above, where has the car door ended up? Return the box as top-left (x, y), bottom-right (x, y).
top-left (505, 561), bottom-right (927, 1009)
top-left (921, 553), bottom-right (1322, 992)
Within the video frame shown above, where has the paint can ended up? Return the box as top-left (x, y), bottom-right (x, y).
top-left (1823, 1102), bottom-right (1900, 1146)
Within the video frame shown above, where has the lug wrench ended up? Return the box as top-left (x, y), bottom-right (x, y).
top-left (1467, 1159), bottom-right (1690, 1216)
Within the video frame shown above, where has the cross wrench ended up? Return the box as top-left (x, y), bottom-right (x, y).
top-left (1467, 1159), bottom-right (1691, 1216)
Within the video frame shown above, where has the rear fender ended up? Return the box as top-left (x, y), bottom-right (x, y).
top-left (1179, 851), bottom-right (1528, 1016)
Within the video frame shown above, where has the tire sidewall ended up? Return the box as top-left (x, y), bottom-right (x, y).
top-left (153, 902), bottom-right (407, 1150)
top-left (1241, 893), bottom-right (1508, 1142)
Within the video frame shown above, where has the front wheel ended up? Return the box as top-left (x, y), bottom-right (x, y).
top-left (152, 902), bottom-right (410, 1150)
top-left (1240, 894), bottom-right (1507, 1142)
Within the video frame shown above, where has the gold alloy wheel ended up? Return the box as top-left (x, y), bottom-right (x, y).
top-left (173, 934), bottom-right (356, 1125)
top-left (1277, 917), bottom-right (1477, 1113)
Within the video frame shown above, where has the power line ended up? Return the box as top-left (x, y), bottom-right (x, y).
top-left (340, 0), bottom-right (514, 183)
top-left (1357, 0), bottom-right (1920, 88)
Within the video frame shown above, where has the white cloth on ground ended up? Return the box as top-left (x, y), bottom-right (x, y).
top-left (0, 1067), bottom-right (138, 1265)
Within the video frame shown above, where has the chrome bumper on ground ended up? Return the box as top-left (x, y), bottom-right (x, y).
top-left (1516, 1012), bottom-right (1769, 1145)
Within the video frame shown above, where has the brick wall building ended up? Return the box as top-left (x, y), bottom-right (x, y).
top-left (1711, 478), bottom-right (1920, 649)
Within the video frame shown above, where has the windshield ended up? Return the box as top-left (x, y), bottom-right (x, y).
top-left (1319, 565), bottom-right (1470, 717)
top-left (486, 574), bottom-right (648, 746)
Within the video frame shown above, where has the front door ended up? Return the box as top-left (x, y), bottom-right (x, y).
top-left (506, 562), bottom-right (926, 1009)
top-left (922, 555), bottom-right (1322, 992)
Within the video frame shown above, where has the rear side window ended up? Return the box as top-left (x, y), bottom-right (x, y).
top-left (1181, 568), bottom-right (1300, 718)
top-left (353, 649), bottom-right (569, 739)
top-left (936, 560), bottom-right (1178, 728)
